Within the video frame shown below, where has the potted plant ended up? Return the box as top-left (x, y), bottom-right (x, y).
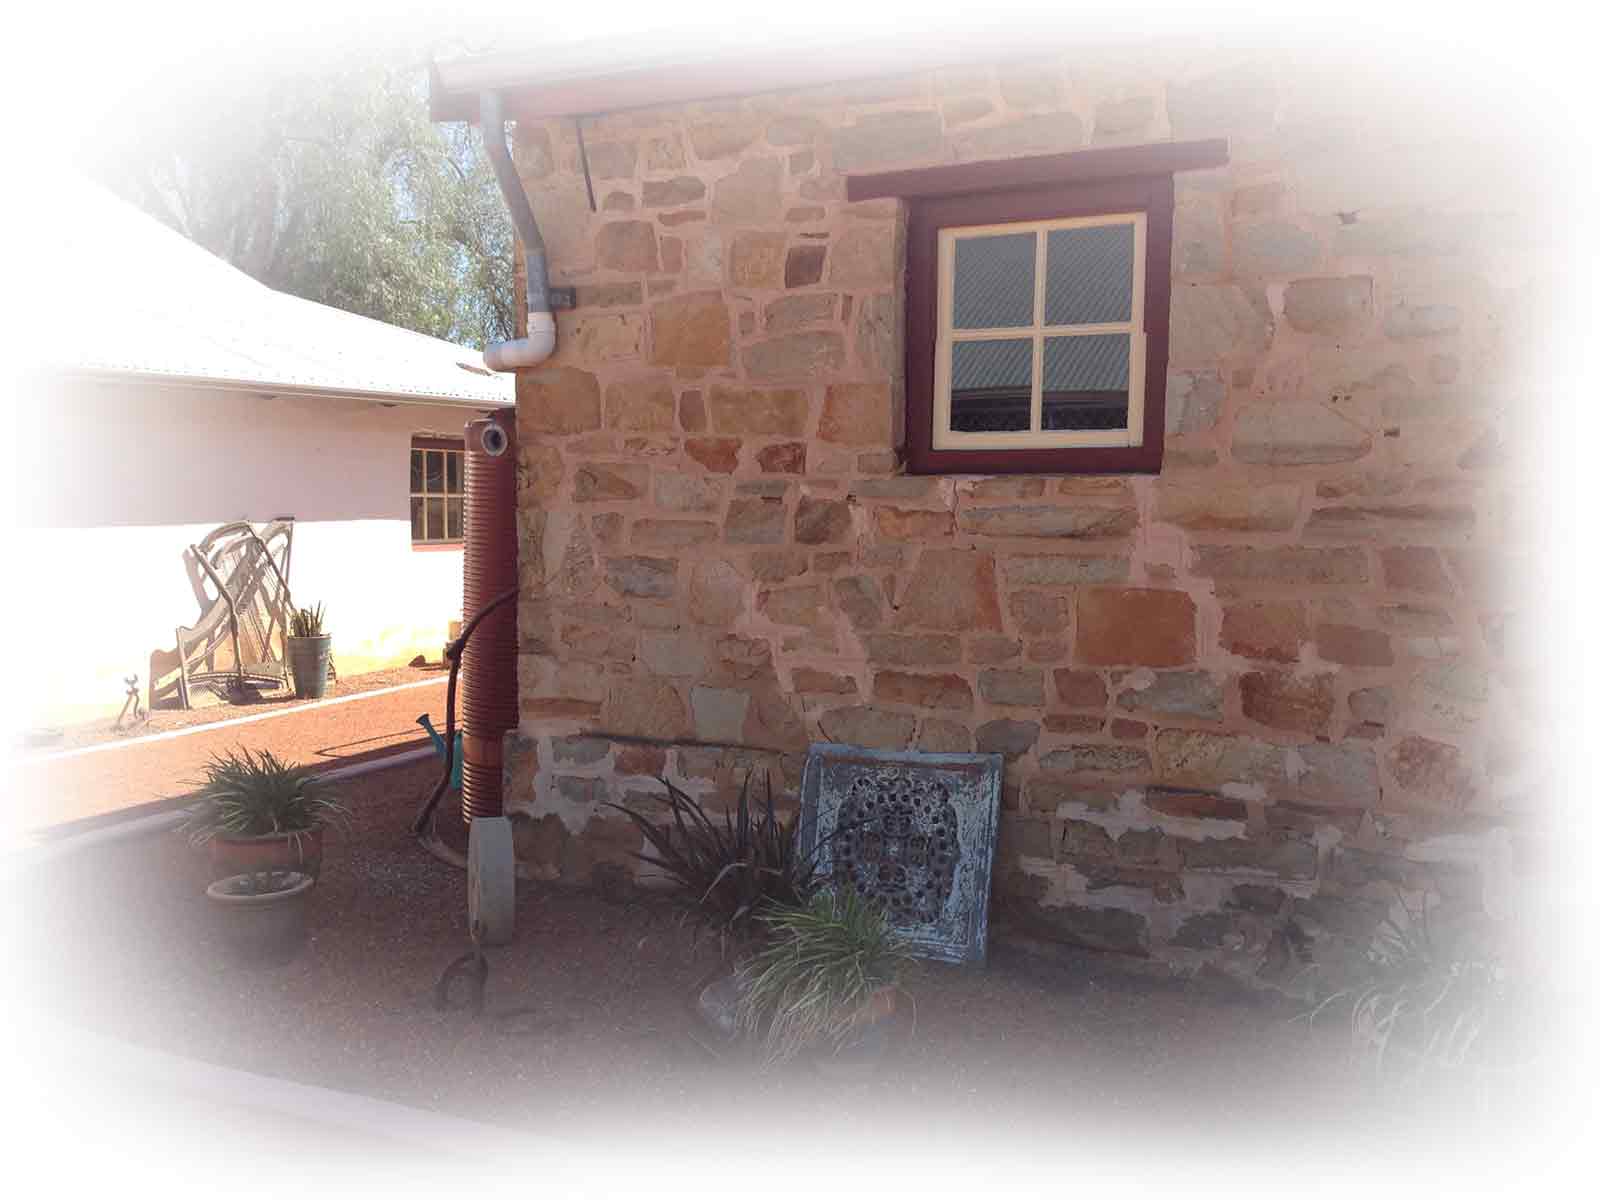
top-left (287, 602), bottom-right (331, 699)
top-left (205, 868), bottom-right (316, 963)
top-left (734, 888), bottom-right (913, 1073)
top-left (181, 747), bottom-right (349, 881)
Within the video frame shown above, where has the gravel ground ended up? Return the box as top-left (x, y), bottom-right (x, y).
top-left (11, 759), bottom-right (1553, 1173)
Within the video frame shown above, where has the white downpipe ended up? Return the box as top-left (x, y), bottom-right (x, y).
top-left (483, 310), bottom-right (555, 372)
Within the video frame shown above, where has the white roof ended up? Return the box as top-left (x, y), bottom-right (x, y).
top-left (33, 181), bottom-right (513, 409)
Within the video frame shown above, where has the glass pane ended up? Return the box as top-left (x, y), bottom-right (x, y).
top-left (410, 449), bottom-right (423, 492)
top-left (446, 450), bottom-right (462, 494)
top-left (446, 497), bottom-right (463, 541)
top-left (1044, 223), bottom-right (1135, 326)
top-left (952, 232), bottom-right (1036, 330)
top-left (950, 338), bottom-right (1033, 433)
top-left (410, 496), bottom-right (425, 541)
top-left (1042, 334), bottom-right (1130, 431)
top-left (426, 450), bottom-right (444, 494)
top-left (426, 497), bottom-right (445, 541)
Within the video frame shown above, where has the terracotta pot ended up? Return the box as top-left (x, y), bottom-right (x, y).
top-left (206, 871), bottom-right (314, 964)
top-left (209, 825), bottom-right (324, 882)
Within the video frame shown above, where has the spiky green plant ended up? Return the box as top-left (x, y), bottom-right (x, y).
top-left (604, 769), bottom-right (820, 932)
top-left (1300, 888), bottom-right (1505, 1084)
top-left (735, 889), bottom-right (912, 1066)
top-left (180, 747), bottom-right (349, 846)
top-left (290, 603), bottom-right (326, 638)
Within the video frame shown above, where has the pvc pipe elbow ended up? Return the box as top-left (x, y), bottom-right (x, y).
top-left (483, 312), bottom-right (556, 372)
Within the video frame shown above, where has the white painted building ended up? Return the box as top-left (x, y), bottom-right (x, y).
top-left (19, 182), bottom-right (513, 728)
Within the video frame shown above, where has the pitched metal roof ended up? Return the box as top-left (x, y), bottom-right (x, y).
top-left (34, 181), bottom-right (513, 409)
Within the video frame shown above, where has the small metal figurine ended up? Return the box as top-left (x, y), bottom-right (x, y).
top-left (115, 674), bottom-right (147, 731)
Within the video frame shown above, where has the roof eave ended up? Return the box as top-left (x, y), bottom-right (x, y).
top-left (44, 365), bottom-right (515, 410)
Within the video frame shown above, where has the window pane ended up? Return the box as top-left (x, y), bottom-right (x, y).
top-left (952, 232), bottom-right (1036, 330)
top-left (410, 449), bottom-right (423, 493)
top-left (426, 497), bottom-right (445, 541)
top-left (1042, 334), bottom-right (1130, 431)
top-left (950, 338), bottom-right (1033, 433)
top-left (410, 496), bottom-right (425, 541)
top-left (446, 497), bottom-right (463, 541)
top-left (1044, 223), bottom-right (1134, 326)
top-left (426, 450), bottom-right (444, 493)
top-left (446, 450), bottom-right (462, 494)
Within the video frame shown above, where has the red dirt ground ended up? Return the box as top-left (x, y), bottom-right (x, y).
top-left (11, 758), bottom-right (1562, 1178)
top-left (10, 674), bottom-right (448, 834)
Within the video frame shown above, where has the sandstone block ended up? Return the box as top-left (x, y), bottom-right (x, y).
top-left (979, 668), bottom-right (1045, 707)
top-left (1379, 546), bottom-right (1453, 594)
top-left (641, 176), bottom-right (705, 207)
top-left (573, 463), bottom-right (648, 502)
top-left (1154, 483), bottom-right (1301, 531)
top-left (603, 377), bottom-right (675, 433)
top-left (831, 111), bottom-right (943, 171)
top-left (1386, 735), bottom-right (1475, 810)
top-left (1315, 623), bottom-right (1393, 667)
top-left (743, 331), bottom-right (847, 379)
top-left (1154, 729), bottom-right (1287, 791)
top-left (1116, 670), bottom-right (1223, 720)
top-left (1169, 284), bottom-right (1272, 363)
top-left (605, 556), bottom-right (677, 598)
top-left (688, 560), bottom-right (745, 625)
top-left (1232, 402), bottom-right (1372, 465)
top-left (633, 519), bottom-right (718, 549)
top-left (1003, 555), bottom-right (1128, 587)
top-left (792, 668), bottom-right (858, 695)
top-left (817, 705), bottom-right (917, 750)
top-left (522, 367), bottom-right (602, 435)
top-left (917, 719), bottom-right (973, 752)
top-left (795, 496), bottom-right (852, 544)
top-left (874, 506), bottom-right (954, 540)
top-left (1008, 591), bottom-right (1070, 635)
top-left (975, 719), bottom-right (1040, 757)
top-left (818, 383), bottom-right (892, 445)
top-left (685, 437), bottom-right (740, 473)
top-left (707, 385), bottom-right (808, 436)
top-left (957, 505), bottom-right (1138, 539)
top-left (874, 670), bottom-right (974, 710)
top-left (1077, 589), bottom-right (1196, 667)
top-left (1192, 546), bottom-right (1368, 585)
top-left (1239, 670), bottom-right (1334, 735)
top-left (689, 686), bottom-right (752, 743)
top-left (759, 584), bottom-right (827, 627)
top-left (828, 226), bottom-right (896, 286)
top-left (651, 291), bottom-right (731, 368)
top-left (1220, 601), bottom-right (1307, 663)
top-left (605, 677), bottom-right (689, 740)
top-left (596, 220), bottom-right (659, 272)
top-left (1093, 95), bottom-right (1154, 142)
top-left (728, 231), bottom-right (788, 288)
top-left (1038, 745), bottom-right (1151, 775)
top-left (757, 443), bottom-right (806, 474)
top-left (955, 114), bottom-right (1083, 160)
top-left (866, 632), bottom-right (961, 666)
top-left (785, 245), bottom-right (827, 288)
top-left (765, 293), bottom-right (836, 332)
top-left (654, 472), bottom-right (723, 513)
top-left (712, 157), bottom-right (782, 223)
top-left (725, 496), bottom-right (787, 544)
top-left (1233, 221), bottom-right (1321, 276)
top-left (1291, 742), bottom-right (1380, 809)
top-left (1165, 369), bottom-right (1224, 434)
top-left (1283, 277), bottom-right (1374, 336)
top-left (896, 549), bottom-right (1003, 631)
top-left (1054, 669), bottom-right (1108, 708)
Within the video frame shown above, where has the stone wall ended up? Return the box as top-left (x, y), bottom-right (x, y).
top-left (500, 48), bottom-right (1550, 990)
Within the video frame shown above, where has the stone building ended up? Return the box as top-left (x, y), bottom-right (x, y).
top-left (428, 31), bottom-right (1550, 990)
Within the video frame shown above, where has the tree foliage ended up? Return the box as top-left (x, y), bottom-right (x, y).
top-left (94, 44), bottom-right (512, 349)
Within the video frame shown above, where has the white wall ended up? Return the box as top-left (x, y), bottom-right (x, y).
top-left (20, 377), bottom-right (500, 727)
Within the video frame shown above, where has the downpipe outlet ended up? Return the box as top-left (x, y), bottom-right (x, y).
top-left (478, 89), bottom-right (556, 373)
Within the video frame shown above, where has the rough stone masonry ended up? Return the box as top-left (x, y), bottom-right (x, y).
top-left (494, 46), bottom-right (1555, 992)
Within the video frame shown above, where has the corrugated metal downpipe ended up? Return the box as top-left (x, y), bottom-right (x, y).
top-left (478, 90), bottom-right (556, 372)
top-left (459, 409), bottom-right (519, 827)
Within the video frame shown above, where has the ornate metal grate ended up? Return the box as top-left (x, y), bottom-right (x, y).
top-left (799, 744), bottom-right (1003, 966)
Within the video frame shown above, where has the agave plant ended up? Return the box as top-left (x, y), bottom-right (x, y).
top-left (290, 603), bottom-right (326, 638)
top-left (734, 888), bottom-right (912, 1066)
top-left (604, 769), bottom-right (819, 932)
top-left (180, 747), bottom-right (349, 845)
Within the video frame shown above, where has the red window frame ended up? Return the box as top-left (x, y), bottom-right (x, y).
top-left (849, 140), bottom-right (1225, 477)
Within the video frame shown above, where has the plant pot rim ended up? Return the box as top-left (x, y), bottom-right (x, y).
top-left (206, 872), bottom-right (315, 904)
top-left (287, 633), bottom-right (332, 645)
